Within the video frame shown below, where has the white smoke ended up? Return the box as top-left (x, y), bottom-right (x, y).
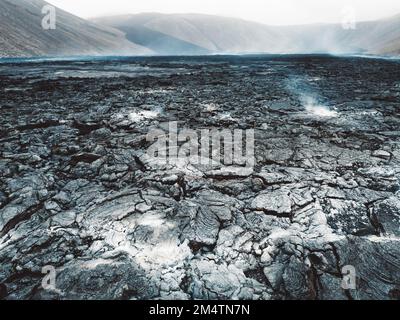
top-left (303, 96), bottom-right (338, 117)
top-left (286, 76), bottom-right (338, 118)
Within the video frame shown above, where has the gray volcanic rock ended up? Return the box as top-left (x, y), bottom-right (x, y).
top-left (0, 0), bottom-right (151, 57)
top-left (251, 190), bottom-right (292, 215)
top-left (0, 55), bottom-right (400, 300)
top-left (373, 196), bottom-right (400, 236)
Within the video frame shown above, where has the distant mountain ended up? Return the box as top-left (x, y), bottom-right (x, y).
top-left (93, 12), bottom-right (400, 56)
top-left (1, 2), bottom-right (400, 58)
top-left (0, 0), bottom-right (151, 57)
top-left (278, 13), bottom-right (400, 55)
top-left (92, 13), bottom-right (295, 55)
top-left (347, 13), bottom-right (400, 55)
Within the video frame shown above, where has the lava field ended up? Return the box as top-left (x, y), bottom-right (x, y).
top-left (0, 55), bottom-right (400, 300)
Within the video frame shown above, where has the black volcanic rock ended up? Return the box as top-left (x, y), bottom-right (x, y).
top-left (0, 55), bottom-right (400, 300)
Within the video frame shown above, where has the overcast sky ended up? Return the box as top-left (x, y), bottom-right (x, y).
top-left (48, 0), bottom-right (400, 25)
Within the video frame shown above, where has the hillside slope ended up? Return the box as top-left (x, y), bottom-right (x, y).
top-left (0, 0), bottom-right (151, 57)
top-left (92, 13), bottom-right (295, 55)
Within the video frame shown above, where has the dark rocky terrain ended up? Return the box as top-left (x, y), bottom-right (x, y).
top-left (0, 55), bottom-right (399, 300)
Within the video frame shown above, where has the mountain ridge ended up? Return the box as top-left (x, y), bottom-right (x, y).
top-left (93, 12), bottom-right (400, 56)
top-left (1, 0), bottom-right (400, 58)
top-left (0, 0), bottom-right (152, 57)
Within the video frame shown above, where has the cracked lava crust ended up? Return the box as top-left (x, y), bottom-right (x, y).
top-left (0, 55), bottom-right (400, 300)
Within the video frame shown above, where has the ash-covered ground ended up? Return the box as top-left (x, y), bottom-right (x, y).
top-left (0, 55), bottom-right (400, 300)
